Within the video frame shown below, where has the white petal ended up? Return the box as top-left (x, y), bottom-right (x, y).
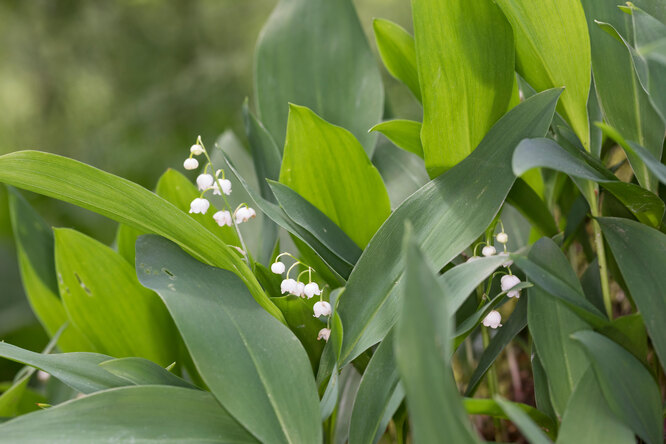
top-left (317, 328), bottom-right (331, 341)
top-left (189, 198), bottom-right (210, 214)
top-left (196, 174), bottom-right (215, 191)
top-left (481, 245), bottom-right (496, 257)
top-left (183, 158), bottom-right (199, 170)
top-left (482, 310), bottom-right (502, 329)
top-left (304, 282), bottom-right (321, 299)
top-left (271, 262), bottom-right (285, 274)
top-left (500, 274), bottom-right (521, 292)
top-left (313, 301), bottom-right (332, 317)
top-left (213, 210), bottom-right (232, 227)
top-left (190, 144), bottom-right (204, 155)
top-left (496, 232), bottom-right (508, 244)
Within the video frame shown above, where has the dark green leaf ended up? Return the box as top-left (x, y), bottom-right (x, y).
top-left (494, 396), bottom-right (551, 444)
top-left (98, 358), bottom-right (197, 389)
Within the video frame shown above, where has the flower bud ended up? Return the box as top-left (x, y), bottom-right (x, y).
top-left (482, 310), bottom-right (502, 328)
top-left (189, 198), bottom-right (210, 214)
top-left (496, 232), bottom-right (508, 244)
top-left (481, 245), bottom-right (496, 257)
top-left (213, 210), bottom-right (232, 227)
top-left (190, 144), bottom-right (204, 155)
top-left (304, 282), bottom-right (321, 299)
top-left (271, 261), bottom-right (285, 274)
top-left (280, 278), bottom-right (298, 295)
top-left (317, 328), bottom-right (331, 341)
top-left (183, 158), bottom-right (199, 170)
top-left (313, 301), bottom-right (332, 317)
top-left (196, 174), bottom-right (214, 191)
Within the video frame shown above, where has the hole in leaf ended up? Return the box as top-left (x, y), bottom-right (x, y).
top-left (74, 272), bottom-right (92, 296)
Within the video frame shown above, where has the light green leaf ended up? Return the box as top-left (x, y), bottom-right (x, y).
top-left (7, 188), bottom-right (92, 352)
top-left (0, 150), bottom-right (284, 324)
top-left (370, 120), bottom-right (423, 158)
top-left (495, 0), bottom-right (591, 149)
top-left (279, 105), bottom-right (391, 248)
top-left (494, 396), bottom-right (552, 444)
top-left (0, 386), bottom-right (257, 443)
top-left (512, 137), bottom-right (665, 227)
top-left (581, 0), bottom-right (665, 192)
top-left (465, 398), bottom-right (557, 440)
top-left (557, 368), bottom-right (634, 444)
top-left (598, 217), bottom-right (666, 371)
top-left (335, 89), bottom-right (562, 367)
top-left (255, 0), bottom-right (383, 155)
top-left (136, 235), bottom-right (321, 444)
top-left (413, 0), bottom-right (514, 176)
top-left (372, 19), bottom-right (420, 101)
top-left (54, 229), bottom-right (175, 366)
top-left (98, 358), bottom-right (197, 390)
top-left (525, 238), bottom-right (592, 416)
top-left (572, 330), bottom-right (662, 444)
top-left (394, 228), bottom-right (479, 444)
top-left (0, 342), bottom-right (126, 394)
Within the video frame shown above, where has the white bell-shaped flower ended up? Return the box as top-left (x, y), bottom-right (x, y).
top-left (213, 210), bottom-right (232, 227)
top-left (501, 274), bottom-right (521, 298)
top-left (280, 278), bottom-right (297, 295)
top-left (183, 158), bottom-right (199, 170)
top-left (190, 144), bottom-right (204, 155)
top-left (235, 207), bottom-right (254, 224)
top-left (317, 328), bottom-right (331, 341)
top-left (304, 282), bottom-right (321, 299)
top-left (271, 261), bottom-right (285, 274)
top-left (189, 198), bottom-right (210, 214)
top-left (482, 310), bottom-right (502, 329)
top-left (196, 174), bottom-right (214, 191)
top-left (481, 245), bottom-right (496, 257)
top-left (248, 207), bottom-right (256, 218)
top-left (213, 179), bottom-right (232, 196)
top-left (496, 232), bottom-right (508, 244)
top-left (294, 282), bottom-right (306, 297)
top-left (313, 301), bottom-right (332, 318)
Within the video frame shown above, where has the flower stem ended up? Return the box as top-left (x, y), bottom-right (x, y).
top-left (584, 181), bottom-right (612, 319)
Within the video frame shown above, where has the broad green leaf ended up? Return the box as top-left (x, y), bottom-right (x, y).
top-left (0, 386), bottom-right (257, 443)
top-left (526, 238), bottom-right (592, 416)
top-left (0, 342), bottom-right (126, 394)
top-left (572, 330), bottom-right (662, 444)
top-left (394, 229), bottom-right (478, 444)
top-left (597, 122), bottom-right (666, 184)
top-left (494, 396), bottom-right (551, 444)
top-left (557, 368), bottom-right (634, 444)
top-left (464, 398), bottom-right (556, 440)
top-left (279, 105), bottom-right (391, 248)
top-left (7, 188), bottom-right (91, 352)
top-left (495, 0), bottom-right (591, 149)
top-left (413, 0), bottom-right (514, 176)
top-left (371, 139), bottom-right (429, 210)
top-left (372, 19), bottom-right (420, 101)
top-left (438, 256), bottom-right (508, 313)
top-left (225, 154), bottom-right (350, 283)
top-left (268, 181), bottom-right (361, 267)
top-left (331, 366), bottom-right (362, 444)
top-left (98, 358), bottom-right (197, 389)
top-left (581, 0), bottom-right (665, 192)
top-left (506, 178), bottom-right (558, 237)
top-left (513, 137), bottom-right (665, 226)
top-left (243, 101), bottom-right (281, 265)
top-left (531, 347), bottom-right (557, 421)
top-left (465, 297), bottom-right (527, 397)
top-left (255, 0), bottom-right (383, 155)
top-left (349, 331), bottom-right (404, 444)
top-left (136, 235), bottom-right (321, 444)
top-left (336, 89), bottom-right (562, 367)
top-left (598, 217), bottom-right (666, 370)
top-left (54, 229), bottom-right (175, 366)
top-left (370, 120), bottom-right (423, 158)
top-left (0, 150), bottom-right (284, 323)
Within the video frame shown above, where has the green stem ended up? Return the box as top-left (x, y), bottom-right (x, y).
top-left (584, 182), bottom-right (612, 319)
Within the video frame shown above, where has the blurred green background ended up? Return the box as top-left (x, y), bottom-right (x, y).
top-left (0, 0), bottom-right (417, 375)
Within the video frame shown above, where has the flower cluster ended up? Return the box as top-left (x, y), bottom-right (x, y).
top-left (271, 253), bottom-right (331, 341)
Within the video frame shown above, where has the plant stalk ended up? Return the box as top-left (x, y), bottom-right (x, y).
top-left (584, 182), bottom-right (613, 319)
top-left (481, 326), bottom-right (504, 442)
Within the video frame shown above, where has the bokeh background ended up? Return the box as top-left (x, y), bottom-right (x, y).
top-left (0, 0), bottom-right (418, 376)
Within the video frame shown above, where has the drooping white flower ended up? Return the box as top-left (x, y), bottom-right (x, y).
top-left (213, 179), bottom-right (232, 196)
top-left (280, 278), bottom-right (298, 294)
top-left (213, 210), bottom-right (233, 227)
top-left (271, 261), bottom-right (285, 274)
top-left (501, 274), bottom-right (521, 298)
top-left (235, 206), bottom-right (256, 223)
top-left (304, 282), bottom-right (321, 299)
top-left (190, 144), bottom-right (204, 155)
top-left (189, 198), bottom-right (210, 214)
top-left (317, 328), bottom-right (331, 341)
top-left (248, 207), bottom-right (256, 218)
top-left (183, 158), bottom-right (199, 170)
top-left (481, 245), bottom-right (496, 257)
top-left (482, 310), bottom-right (502, 329)
top-left (313, 301), bottom-right (332, 318)
top-left (294, 281), bottom-right (305, 297)
top-left (496, 232), bottom-right (508, 244)
top-left (196, 174), bottom-right (214, 191)
top-left (37, 370), bottom-right (50, 383)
